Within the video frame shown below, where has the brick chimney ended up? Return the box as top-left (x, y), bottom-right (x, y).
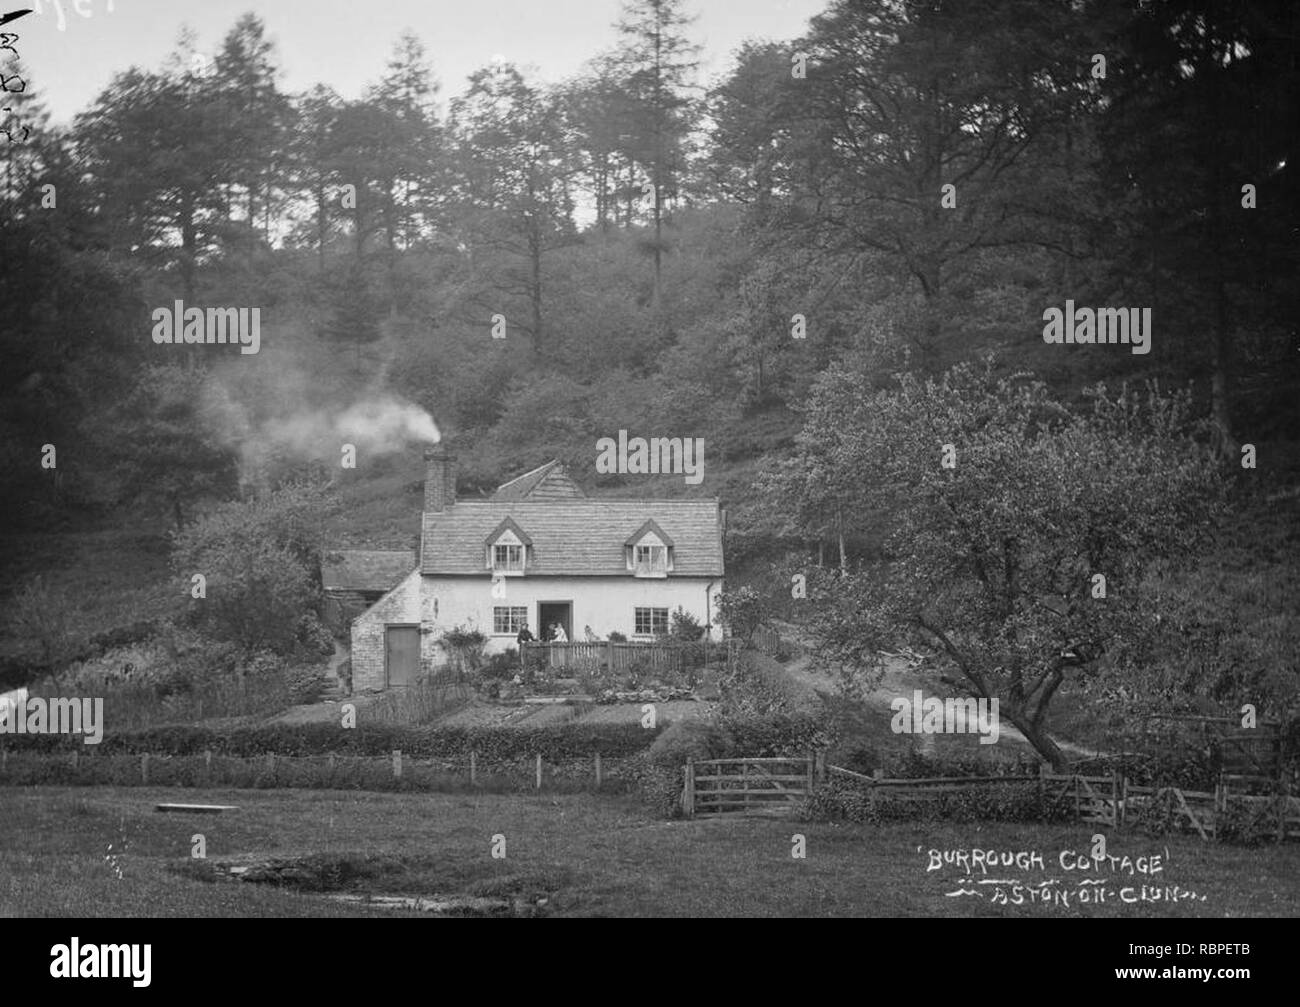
top-left (424, 446), bottom-right (457, 512)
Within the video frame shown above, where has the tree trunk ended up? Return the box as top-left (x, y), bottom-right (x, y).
top-left (837, 508), bottom-right (847, 576)
top-left (1009, 713), bottom-right (1068, 772)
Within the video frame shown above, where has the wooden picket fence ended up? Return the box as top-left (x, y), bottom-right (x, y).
top-left (522, 639), bottom-right (742, 676)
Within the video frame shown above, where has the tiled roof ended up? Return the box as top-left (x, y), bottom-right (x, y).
top-left (321, 550), bottom-right (416, 591)
top-left (491, 460), bottom-right (586, 500)
top-left (421, 500), bottom-right (723, 576)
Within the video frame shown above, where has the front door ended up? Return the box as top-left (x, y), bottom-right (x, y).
top-left (385, 625), bottom-right (419, 687)
top-left (537, 602), bottom-right (572, 643)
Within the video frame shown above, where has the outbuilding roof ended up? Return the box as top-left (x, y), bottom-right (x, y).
top-left (321, 550), bottom-right (416, 591)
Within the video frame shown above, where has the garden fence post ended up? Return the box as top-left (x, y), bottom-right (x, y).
top-left (684, 758), bottom-right (695, 817)
top-left (594, 752), bottom-right (602, 787)
top-left (470, 749), bottom-right (477, 786)
top-left (393, 749), bottom-right (402, 779)
top-left (535, 753), bottom-right (543, 790)
top-left (871, 769), bottom-right (883, 814)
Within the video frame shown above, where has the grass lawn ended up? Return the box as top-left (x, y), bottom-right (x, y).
top-left (2, 786), bottom-right (1296, 917)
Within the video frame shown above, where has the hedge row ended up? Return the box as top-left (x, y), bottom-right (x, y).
top-left (0, 721), bottom-right (665, 760)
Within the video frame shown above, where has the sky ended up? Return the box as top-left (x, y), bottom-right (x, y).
top-left (13, 0), bottom-right (828, 125)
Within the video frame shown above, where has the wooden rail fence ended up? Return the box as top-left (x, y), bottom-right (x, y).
top-left (823, 763), bottom-right (1300, 842)
top-left (684, 755), bottom-right (816, 817)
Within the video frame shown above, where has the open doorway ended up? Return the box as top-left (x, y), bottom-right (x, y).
top-left (537, 601), bottom-right (572, 642)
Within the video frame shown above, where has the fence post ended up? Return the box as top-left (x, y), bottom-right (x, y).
top-left (806, 750), bottom-right (815, 795)
top-left (535, 753), bottom-right (543, 790)
top-left (141, 753), bottom-right (149, 785)
top-left (392, 749), bottom-right (402, 779)
top-left (684, 758), bottom-right (695, 817)
top-left (470, 749), bottom-right (477, 786)
top-left (204, 749), bottom-right (213, 780)
top-left (328, 751), bottom-right (336, 778)
top-left (266, 753), bottom-right (275, 780)
top-left (1038, 762), bottom-right (1048, 803)
top-left (871, 768), bottom-right (883, 814)
top-left (594, 752), bottom-right (602, 788)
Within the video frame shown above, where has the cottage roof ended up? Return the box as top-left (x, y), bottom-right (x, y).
top-left (490, 460), bottom-right (586, 501)
top-left (321, 550), bottom-right (416, 591)
top-left (421, 500), bottom-right (723, 576)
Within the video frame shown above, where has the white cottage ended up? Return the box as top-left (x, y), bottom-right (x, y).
top-left (349, 448), bottom-right (725, 690)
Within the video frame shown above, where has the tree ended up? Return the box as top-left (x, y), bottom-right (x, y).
top-left (171, 482), bottom-right (328, 656)
top-left (8, 577), bottom-right (83, 686)
top-left (370, 30), bottom-right (442, 258)
top-left (287, 84), bottom-right (345, 272)
top-left (796, 358), bottom-right (1225, 769)
top-left (73, 52), bottom-right (229, 300)
top-left (96, 365), bottom-right (240, 530)
top-left (753, 0), bottom-right (1104, 358)
top-left (1097, 0), bottom-right (1300, 460)
top-left (212, 14), bottom-right (293, 242)
top-left (613, 0), bottom-right (700, 307)
top-left (447, 62), bottom-right (576, 357)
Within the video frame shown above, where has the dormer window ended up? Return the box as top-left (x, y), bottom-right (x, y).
top-left (493, 543), bottom-right (524, 572)
top-left (485, 518), bottom-right (532, 576)
top-left (634, 544), bottom-right (667, 575)
top-left (625, 519), bottom-right (674, 579)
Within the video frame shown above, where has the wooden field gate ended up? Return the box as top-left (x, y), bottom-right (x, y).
top-left (684, 756), bottom-right (816, 816)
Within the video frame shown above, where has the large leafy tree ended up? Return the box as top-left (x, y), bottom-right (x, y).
top-left (750, 0), bottom-right (1106, 359)
top-left (791, 359), bottom-right (1225, 768)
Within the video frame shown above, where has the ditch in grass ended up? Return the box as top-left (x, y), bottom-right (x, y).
top-left (170, 851), bottom-right (565, 917)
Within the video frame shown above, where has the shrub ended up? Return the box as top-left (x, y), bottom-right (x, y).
top-left (636, 720), bottom-right (735, 818)
top-left (440, 625), bottom-right (488, 675)
top-left (607, 631), bottom-right (628, 643)
top-left (715, 586), bottom-right (767, 645)
top-left (0, 720), bottom-right (667, 759)
top-left (480, 650), bottom-right (518, 680)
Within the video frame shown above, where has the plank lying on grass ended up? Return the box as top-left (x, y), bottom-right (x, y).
top-left (155, 804), bottom-right (239, 814)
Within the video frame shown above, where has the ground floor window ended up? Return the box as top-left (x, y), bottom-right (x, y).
top-left (493, 606), bottom-right (528, 634)
top-left (634, 607), bottom-right (669, 636)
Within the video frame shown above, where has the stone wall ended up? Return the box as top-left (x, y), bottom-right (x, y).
top-left (349, 571), bottom-right (437, 692)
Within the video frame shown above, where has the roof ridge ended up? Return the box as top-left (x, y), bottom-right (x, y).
top-left (493, 459), bottom-right (558, 493)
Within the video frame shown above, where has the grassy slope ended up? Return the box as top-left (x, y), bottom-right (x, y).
top-left (2, 786), bottom-right (1295, 918)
